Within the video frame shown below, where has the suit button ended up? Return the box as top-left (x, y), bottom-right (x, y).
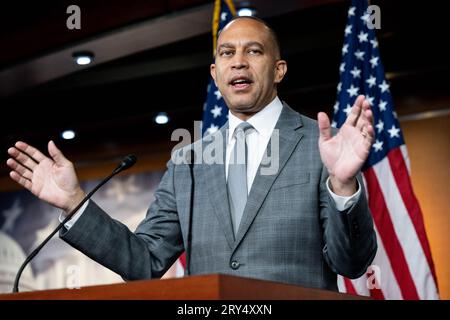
top-left (230, 261), bottom-right (240, 270)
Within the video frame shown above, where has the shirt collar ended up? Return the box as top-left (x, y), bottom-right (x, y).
top-left (228, 96), bottom-right (283, 143)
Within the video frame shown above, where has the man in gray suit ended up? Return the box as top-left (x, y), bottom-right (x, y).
top-left (6, 17), bottom-right (377, 291)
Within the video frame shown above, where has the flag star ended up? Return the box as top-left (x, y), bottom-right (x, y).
top-left (214, 90), bottom-right (222, 100)
top-left (339, 62), bottom-right (346, 73)
top-left (366, 75), bottom-right (377, 88)
top-left (333, 101), bottom-right (339, 113)
top-left (350, 66), bottom-right (361, 78)
top-left (343, 104), bottom-right (352, 116)
top-left (347, 84), bottom-right (359, 97)
top-left (371, 39), bottom-right (378, 48)
top-left (210, 105), bottom-right (222, 118)
top-left (331, 121), bottom-right (337, 128)
top-left (373, 139), bottom-right (384, 152)
top-left (342, 44), bottom-right (349, 55)
top-left (361, 12), bottom-right (370, 23)
top-left (393, 111), bottom-right (398, 118)
top-left (378, 100), bottom-right (387, 112)
top-left (379, 80), bottom-right (390, 93)
top-left (345, 24), bottom-right (352, 36)
top-left (388, 125), bottom-right (401, 138)
top-left (348, 6), bottom-right (356, 16)
top-left (370, 56), bottom-right (379, 68)
top-left (375, 119), bottom-right (384, 133)
top-left (354, 50), bottom-right (365, 60)
top-left (206, 124), bottom-right (219, 135)
top-left (358, 31), bottom-right (369, 43)
top-left (337, 82), bottom-right (342, 92)
top-left (366, 95), bottom-right (374, 106)
top-left (221, 12), bottom-right (228, 21)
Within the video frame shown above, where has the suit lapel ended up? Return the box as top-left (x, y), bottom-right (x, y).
top-left (233, 103), bottom-right (304, 250)
top-left (201, 124), bottom-right (235, 249)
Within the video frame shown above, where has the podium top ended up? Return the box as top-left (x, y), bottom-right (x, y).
top-left (0, 274), bottom-right (367, 300)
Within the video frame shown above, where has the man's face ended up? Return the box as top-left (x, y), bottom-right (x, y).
top-left (210, 18), bottom-right (287, 120)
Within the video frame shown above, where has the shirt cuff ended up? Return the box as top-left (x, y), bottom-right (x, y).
top-left (326, 177), bottom-right (361, 212)
top-left (58, 200), bottom-right (89, 230)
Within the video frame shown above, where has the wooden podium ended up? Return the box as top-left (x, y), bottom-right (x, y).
top-left (0, 274), bottom-right (366, 300)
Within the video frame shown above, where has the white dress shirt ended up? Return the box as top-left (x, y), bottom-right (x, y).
top-left (225, 96), bottom-right (360, 209)
top-left (62, 96), bottom-right (360, 229)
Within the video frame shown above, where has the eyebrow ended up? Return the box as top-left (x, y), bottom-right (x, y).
top-left (217, 41), bottom-right (265, 50)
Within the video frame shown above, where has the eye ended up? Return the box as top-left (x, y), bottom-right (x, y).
top-left (219, 50), bottom-right (234, 57)
top-left (248, 49), bottom-right (262, 55)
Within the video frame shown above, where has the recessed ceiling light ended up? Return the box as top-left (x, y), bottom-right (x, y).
top-left (154, 112), bottom-right (169, 125)
top-left (73, 51), bottom-right (94, 65)
top-left (61, 130), bottom-right (76, 140)
top-left (237, 7), bottom-right (257, 17)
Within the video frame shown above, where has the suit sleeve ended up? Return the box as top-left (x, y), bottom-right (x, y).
top-left (60, 160), bottom-right (184, 280)
top-left (319, 165), bottom-right (378, 279)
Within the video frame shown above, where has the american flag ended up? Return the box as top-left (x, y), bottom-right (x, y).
top-left (334, 0), bottom-right (439, 299)
top-left (202, 0), bottom-right (236, 136)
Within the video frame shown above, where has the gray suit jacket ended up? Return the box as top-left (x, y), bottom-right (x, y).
top-left (61, 103), bottom-right (377, 291)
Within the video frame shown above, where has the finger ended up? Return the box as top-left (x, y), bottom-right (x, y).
top-left (345, 95), bottom-right (365, 126)
top-left (317, 112), bottom-right (332, 141)
top-left (365, 124), bottom-right (375, 142)
top-left (15, 141), bottom-right (47, 163)
top-left (6, 158), bottom-right (33, 180)
top-left (364, 106), bottom-right (373, 127)
top-left (9, 171), bottom-right (32, 191)
top-left (356, 100), bottom-right (373, 131)
top-left (48, 140), bottom-right (71, 166)
top-left (8, 147), bottom-right (38, 171)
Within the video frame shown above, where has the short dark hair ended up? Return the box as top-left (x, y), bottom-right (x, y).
top-left (219, 16), bottom-right (282, 59)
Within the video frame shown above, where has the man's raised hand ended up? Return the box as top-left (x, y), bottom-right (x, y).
top-left (317, 95), bottom-right (374, 196)
top-left (7, 140), bottom-right (85, 212)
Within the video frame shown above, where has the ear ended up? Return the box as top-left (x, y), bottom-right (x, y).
top-left (274, 60), bottom-right (287, 84)
top-left (210, 63), bottom-right (217, 85)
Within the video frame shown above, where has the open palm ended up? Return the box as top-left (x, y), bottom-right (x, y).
top-left (318, 95), bottom-right (374, 189)
top-left (7, 140), bottom-right (85, 212)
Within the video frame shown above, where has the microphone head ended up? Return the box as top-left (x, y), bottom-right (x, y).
top-left (116, 154), bottom-right (137, 173)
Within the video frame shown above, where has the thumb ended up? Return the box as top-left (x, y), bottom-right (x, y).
top-left (317, 112), bottom-right (332, 142)
top-left (48, 140), bottom-right (70, 166)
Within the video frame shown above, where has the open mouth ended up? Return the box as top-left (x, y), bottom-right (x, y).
top-left (229, 76), bottom-right (253, 90)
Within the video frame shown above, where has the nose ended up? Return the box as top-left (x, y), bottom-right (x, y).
top-left (231, 52), bottom-right (249, 70)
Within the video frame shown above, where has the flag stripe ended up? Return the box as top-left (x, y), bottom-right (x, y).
top-left (370, 223), bottom-right (403, 299)
top-left (400, 144), bottom-right (411, 174)
top-left (348, 277), bottom-right (369, 297)
top-left (364, 166), bottom-right (420, 299)
top-left (387, 148), bottom-right (439, 288)
top-left (373, 151), bottom-right (438, 299)
top-left (343, 278), bottom-right (358, 295)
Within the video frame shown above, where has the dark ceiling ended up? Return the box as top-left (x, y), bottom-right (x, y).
top-left (1, 0), bottom-right (449, 187)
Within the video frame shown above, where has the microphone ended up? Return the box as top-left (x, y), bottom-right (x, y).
top-left (12, 154), bottom-right (138, 293)
top-left (185, 149), bottom-right (195, 276)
